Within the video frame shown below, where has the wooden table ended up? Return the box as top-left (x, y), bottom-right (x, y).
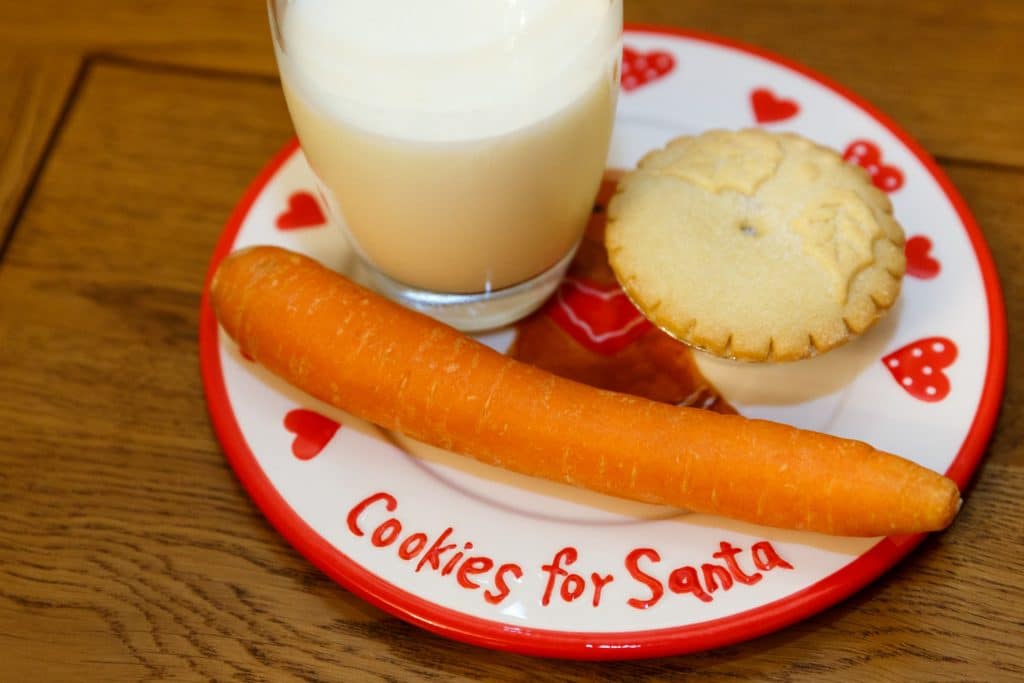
top-left (2, 1), bottom-right (1021, 679)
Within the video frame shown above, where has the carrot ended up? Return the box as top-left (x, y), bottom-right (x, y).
top-left (210, 246), bottom-right (961, 537)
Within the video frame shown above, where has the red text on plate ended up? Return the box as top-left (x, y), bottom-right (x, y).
top-left (621, 46), bottom-right (676, 92)
top-left (882, 337), bottom-right (957, 402)
top-left (843, 140), bottom-right (905, 193)
top-left (541, 547), bottom-right (616, 607)
top-left (347, 492), bottom-right (523, 605)
top-left (625, 541), bottom-right (793, 608)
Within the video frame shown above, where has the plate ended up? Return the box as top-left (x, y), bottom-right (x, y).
top-left (199, 26), bottom-right (1006, 659)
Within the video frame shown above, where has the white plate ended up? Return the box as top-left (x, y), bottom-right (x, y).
top-left (200, 26), bottom-right (1006, 659)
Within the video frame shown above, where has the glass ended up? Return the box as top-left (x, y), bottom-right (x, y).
top-left (268, 0), bottom-right (622, 331)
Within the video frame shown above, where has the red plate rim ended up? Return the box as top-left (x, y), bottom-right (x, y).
top-left (198, 25), bottom-right (1008, 660)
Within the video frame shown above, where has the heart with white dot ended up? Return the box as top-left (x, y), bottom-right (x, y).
top-left (882, 337), bottom-right (958, 402)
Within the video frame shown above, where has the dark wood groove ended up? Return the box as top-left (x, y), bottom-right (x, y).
top-left (935, 155), bottom-right (1024, 176)
top-left (89, 51), bottom-right (280, 86)
top-left (0, 56), bottom-right (92, 266)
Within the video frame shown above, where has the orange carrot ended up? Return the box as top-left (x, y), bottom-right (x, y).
top-left (210, 246), bottom-right (961, 537)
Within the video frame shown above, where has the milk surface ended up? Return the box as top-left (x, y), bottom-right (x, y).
top-left (278, 0), bottom-right (618, 141)
top-left (274, 0), bottom-right (621, 292)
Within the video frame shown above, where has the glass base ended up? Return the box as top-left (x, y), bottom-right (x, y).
top-left (355, 248), bottom-right (578, 333)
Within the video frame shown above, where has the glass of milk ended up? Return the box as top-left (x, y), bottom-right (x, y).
top-left (268, 0), bottom-right (622, 331)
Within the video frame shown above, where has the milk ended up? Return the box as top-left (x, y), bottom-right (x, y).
top-left (274, 0), bottom-right (621, 293)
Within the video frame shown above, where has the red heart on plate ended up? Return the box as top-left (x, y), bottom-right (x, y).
top-left (905, 235), bottom-right (941, 279)
top-left (843, 140), bottom-right (905, 193)
top-left (621, 46), bottom-right (676, 92)
top-left (276, 191), bottom-right (326, 230)
top-left (751, 88), bottom-right (800, 124)
top-left (284, 408), bottom-right (341, 460)
top-left (547, 278), bottom-right (653, 355)
top-left (882, 337), bottom-right (957, 402)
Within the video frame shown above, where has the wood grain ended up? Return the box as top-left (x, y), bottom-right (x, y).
top-left (0, 0), bottom-right (1022, 679)
top-left (0, 49), bottom-right (81, 251)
